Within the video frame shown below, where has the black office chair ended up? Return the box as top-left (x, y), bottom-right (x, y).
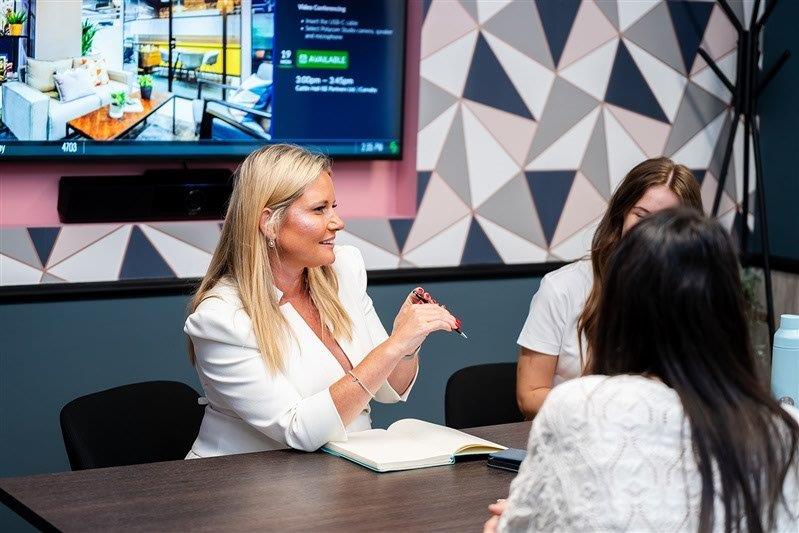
top-left (60, 381), bottom-right (205, 470)
top-left (445, 363), bottom-right (524, 429)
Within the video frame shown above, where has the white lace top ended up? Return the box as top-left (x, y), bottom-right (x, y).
top-left (499, 375), bottom-right (799, 532)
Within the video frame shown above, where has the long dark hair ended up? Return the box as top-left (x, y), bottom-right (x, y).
top-left (588, 208), bottom-right (798, 532)
top-left (578, 157), bottom-right (702, 359)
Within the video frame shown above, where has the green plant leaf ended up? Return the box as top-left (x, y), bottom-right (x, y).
top-left (111, 91), bottom-right (127, 106)
top-left (81, 19), bottom-right (98, 56)
top-left (6, 10), bottom-right (27, 24)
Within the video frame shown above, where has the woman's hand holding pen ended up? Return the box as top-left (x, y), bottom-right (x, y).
top-left (385, 287), bottom-right (458, 359)
top-left (410, 287), bottom-right (468, 338)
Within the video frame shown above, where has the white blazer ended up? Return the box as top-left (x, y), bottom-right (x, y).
top-left (184, 245), bottom-right (416, 457)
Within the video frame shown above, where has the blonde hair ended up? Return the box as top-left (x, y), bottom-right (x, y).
top-left (188, 144), bottom-right (352, 373)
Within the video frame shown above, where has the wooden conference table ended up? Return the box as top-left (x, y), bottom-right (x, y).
top-left (0, 422), bottom-right (530, 531)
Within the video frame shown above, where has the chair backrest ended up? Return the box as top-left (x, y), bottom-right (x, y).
top-left (256, 62), bottom-right (273, 83)
top-left (60, 381), bottom-right (205, 470)
top-left (202, 51), bottom-right (219, 66)
top-left (445, 363), bottom-right (524, 429)
top-left (179, 52), bottom-right (204, 69)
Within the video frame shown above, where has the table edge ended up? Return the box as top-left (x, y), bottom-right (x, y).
top-left (0, 486), bottom-right (58, 532)
top-left (0, 421), bottom-right (530, 531)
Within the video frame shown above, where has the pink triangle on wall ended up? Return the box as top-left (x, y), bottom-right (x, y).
top-left (559, 0), bottom-right (618, 69)
top-left (421, 0), bottom-right (477, 59)
top-left (693, 4), bottom-right (737, 75)
top-left (551, 172), bottom-right (606, 247)
top-left (462, 99), bottom-right (537, 167)
top-left (607, 104), bottom-right (671, 158)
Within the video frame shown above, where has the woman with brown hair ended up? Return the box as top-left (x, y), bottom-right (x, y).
top-left (515, 157), bottom-right (703, 418)
top-left (488, 209), bottom-right (799, 532)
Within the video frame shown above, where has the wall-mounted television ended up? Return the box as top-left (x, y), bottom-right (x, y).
top-left (0, 0), bottom-right (405, 159)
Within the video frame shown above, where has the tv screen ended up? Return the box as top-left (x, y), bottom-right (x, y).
top-left (0, 0), bottom-right (405, 159)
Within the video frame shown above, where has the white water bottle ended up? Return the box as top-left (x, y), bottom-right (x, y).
top-left (771, 314), bottom-right (799, 407)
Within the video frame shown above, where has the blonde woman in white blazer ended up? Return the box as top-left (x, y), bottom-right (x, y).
top-left (184, 145), bottom-right (457, 458)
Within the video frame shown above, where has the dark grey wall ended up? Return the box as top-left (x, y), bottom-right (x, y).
top-left (0, 276), bottom-right (540, 531)
top-left (757, 0), bottom-right (799, 260)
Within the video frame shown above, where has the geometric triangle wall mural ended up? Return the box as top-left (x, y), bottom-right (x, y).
top-left (412, 0), bottom-right (738, 267)
top-left (1, 0), bottom-right (742, 287)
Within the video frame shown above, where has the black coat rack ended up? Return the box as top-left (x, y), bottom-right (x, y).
top-left (701, 0), bottom-right (790, 350)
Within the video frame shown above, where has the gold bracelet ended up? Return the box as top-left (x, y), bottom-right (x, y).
top-left (347, 370), bottom-right (375, 400)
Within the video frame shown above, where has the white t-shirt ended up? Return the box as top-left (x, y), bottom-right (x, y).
top-left (516, 260), bottom-right (593, 386)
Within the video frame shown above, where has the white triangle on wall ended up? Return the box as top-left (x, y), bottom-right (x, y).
top-left (559, 38), bottom-right (619, 101)
top-left (417, 102), bottom-right (459, 171)
top-left (403, 216), bottom-right (472, 267)
top-left (48, 226), bottom-right (132, 282)
top-left (625, 39), bottom-right (688, 124)
top-left (335, 231), bottom-right (401, 270)
top-left (420, 30), bottom-right (479, 97)
top-left (462, 105), bottom-right (520, 208)
top-left (482, 30), bottom-right (556, 121)
top-left (475, 215), bottom-right (548, 264)
top-left (603, 107), bottom-right (647, 191)
top-left (527, 107), bottom-right (601, 171)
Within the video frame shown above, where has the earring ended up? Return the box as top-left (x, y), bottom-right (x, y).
top-left (268, 239), bottom-right (275, 248)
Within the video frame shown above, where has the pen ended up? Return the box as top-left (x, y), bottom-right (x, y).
top-left (411, 288), bottom-right (468, 339)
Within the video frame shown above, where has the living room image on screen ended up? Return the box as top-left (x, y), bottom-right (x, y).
top-left (0, 0), bottom-right (247, 144)
top-left (0, 0), bottom-right (405, 158)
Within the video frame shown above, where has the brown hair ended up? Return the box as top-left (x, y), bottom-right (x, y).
top-left (577, 157), bottom-right (703, 362)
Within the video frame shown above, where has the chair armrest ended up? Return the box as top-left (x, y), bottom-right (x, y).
top-left (199, 102), bottom-right (270, 140)
top-left (2, 81), bottom-right (48, 103)
top-left (204, 98), bottom-right (272, 119)
top-left (1, 81), bottom-right (50, 141)
top-left (196, 79), bottom-right (240, 98)
top-left (107, 69), bottom-right (136, 87)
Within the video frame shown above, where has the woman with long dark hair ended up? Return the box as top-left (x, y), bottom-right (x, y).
top-left (516, 157), bottom-right (703, 418)
top-left (489, 209), bottom-right (799, 532)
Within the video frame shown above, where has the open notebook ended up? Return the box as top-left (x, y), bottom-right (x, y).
top-left (322, 418), bottom-right (507, 472)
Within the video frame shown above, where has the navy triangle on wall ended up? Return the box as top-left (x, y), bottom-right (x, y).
top-left (667, 0), bottom-right (714, 73)
top-left (535, 0), bottom-right (581, 67)
top-left (417, 171), bottom-right (432, 209)
top-left (422, 0), bottom-right (433, 22)
top-left (120, 226), bottom-right (176, 280)
top-left (462, 33), bottom-right (533, 120)
top-left (28, 227), bottom-right (61, 267)
top-left (525, 171), bottom-right (576, 246)
top-left (461, 218), bottom-right (503, 265)
top-left (389, 218), bottom-right (414, 252)
top-left (691, 168), bottom-right (706, 185)
top-left (605, 41), bottom-right (669, 123)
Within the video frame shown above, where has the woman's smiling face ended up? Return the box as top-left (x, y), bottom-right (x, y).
top-left (275, 171), bottom-right (345, 270)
